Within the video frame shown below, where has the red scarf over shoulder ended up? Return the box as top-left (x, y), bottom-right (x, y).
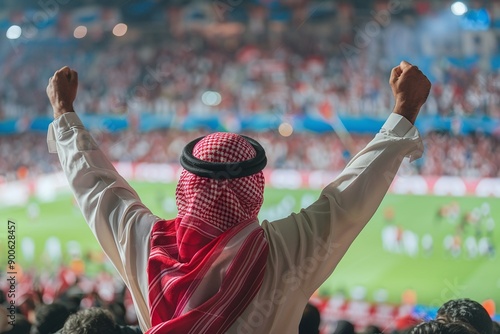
top-left (147, 133), bottom-right (269, 334)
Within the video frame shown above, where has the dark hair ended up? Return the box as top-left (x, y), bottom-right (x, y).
top-left (410, 320), bottom-right (479, 334)
top-left (332, 320), bottom-right (355, 334)
top-left (364, 325), bottom-right (383, 334)
top-left (0, 289), bottom-right (6, 304)
top-left (59, 296), bottom-right (82, 315)
top-left (106, 302), bottom-right (127, 326)
top-left (299, 303), bottom-right (321, 334)
top-left (61, 308), bottom-right (120, 334)
top-left (492, 322), bottom-right (500, 334)
top-left (437, 299), bottom-right (493, 334)
top-left (3, 314), bottom-right (31, 334)
top-left (34, 303), bottom-right (70, 334)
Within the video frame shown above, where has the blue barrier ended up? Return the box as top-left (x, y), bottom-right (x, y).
top-left (1, 113), bottom-right (499, 136)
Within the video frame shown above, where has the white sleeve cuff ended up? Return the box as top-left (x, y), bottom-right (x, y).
top-left (382, 113), bottom-right (414, 137)
top-left (47, 113), bottom-right (83, 153)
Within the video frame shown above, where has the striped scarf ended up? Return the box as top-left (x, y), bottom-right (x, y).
top-left (147, 133), bottom-right (269, 334)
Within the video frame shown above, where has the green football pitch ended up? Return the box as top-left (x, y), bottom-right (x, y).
top-left (1, 181), bottom-right (499, 307)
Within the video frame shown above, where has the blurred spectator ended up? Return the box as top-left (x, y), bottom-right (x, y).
top-left (331, 319), bottom-right (355, 334)
top-left (492, 322), bottom-right (500, 334)
top-left (0, 306), bottom-right (13, 333)
top-left (410, 320), bottom-right (479, 334)
top-left (60, 307), bottom-right (143, 334)
top-left (363, 324), bottom-right (384, 334)
top-left (299, 302), bottom-right (321, 334)
top-left (61, 307), bottom-right (118, 334)
top-left (2, 314), bottom-right (31, 334)
top-left (32, 303), bottom-right (70, 334)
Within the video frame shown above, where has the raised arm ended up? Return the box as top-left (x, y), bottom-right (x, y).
top-left (262, 61), bottom-right (431, 295)
top-left (46, 67), bottom-right (156, 330)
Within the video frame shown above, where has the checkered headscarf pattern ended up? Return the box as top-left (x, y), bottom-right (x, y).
top-left (176, 132), bottom-right (265, 233)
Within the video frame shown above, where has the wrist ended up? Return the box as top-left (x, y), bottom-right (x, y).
top-left (53, 106), bottom-right (75, 119)
top-left (392, 102), bottom-right (418, 124)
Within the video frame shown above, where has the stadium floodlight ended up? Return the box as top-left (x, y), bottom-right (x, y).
top-left (113, 23), bottom-right (128, 37)
top-left (201, 91), bottom-right (222, 106)
top-left (74, 25), bottom-right (87, 39)
top-left (6, 25), bottom-right (22, 40)
top-left (451, 1), bottom-right (468, 16)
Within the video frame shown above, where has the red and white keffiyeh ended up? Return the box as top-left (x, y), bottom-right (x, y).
top-left (147, 133), bottom-right (269, 334)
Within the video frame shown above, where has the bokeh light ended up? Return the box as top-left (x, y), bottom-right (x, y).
top-left (451, 1), bottom-right (468, 16)
top-left (113, 23), bottom-right (128, 37)
top-left (73, 25), bottom-right (87, 39)
top-left (201, 91), bottom-right (222, 106)
top-left (6, 25), bottom-right (22, 39)
top-left (278, 122), bottom-right (293, 137)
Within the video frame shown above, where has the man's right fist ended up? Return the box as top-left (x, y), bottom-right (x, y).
top-left (390, 61), bottom-right (431, 124)
top-left (47, 66), bottom-right (78, 119)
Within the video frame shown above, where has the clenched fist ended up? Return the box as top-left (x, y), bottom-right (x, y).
top-left (47, 66), bottom-right (78, 119)
top-left (390, 61), bottom-right (431, 124)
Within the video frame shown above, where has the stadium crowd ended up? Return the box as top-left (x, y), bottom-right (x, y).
top-left (1, 1), bottom-right (500, 120)
top-left (1, 128), bottom-right (500, 183)
top-left (0, 268), bottom-right (142, 334)
top-left (2, 29), bottom-right (500, 120)
top-left (0, 2), bottom-right (499, 183)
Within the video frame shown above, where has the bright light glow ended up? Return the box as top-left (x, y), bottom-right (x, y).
top-left (201, 91), bottom-right (222, 106)
top-left (451, 1), bottom-right (468, 16)
top-left (73, 25), bottom-right (87, 39)
top-left (6, 25), bottom-right (22, 40)
top-left (113, 23), bottom-right (128, 37)
top-left (278, 122), bottom-right (293, 137)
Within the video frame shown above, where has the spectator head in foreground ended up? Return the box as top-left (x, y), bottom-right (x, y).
top-left (363, 325), bottom-right (383, 333)
top-left (436, 299), bottom-right (493, 334)
top-left (2, 314), bottom-right (31, 334)
top-left (61, 308), bottom-right (120, 334)
top-left (33, 302), bottom-right (70, 334)
top-left (410, 320), bottom-right (479, 334)
top-left (299, 303), bottom-right (321, 334)
top-left (332, 320), bottom-right (355, 334)
top-left (492, 322), bottom-right (500, 334)
top-left (0, 306), bottom-right (13, 333)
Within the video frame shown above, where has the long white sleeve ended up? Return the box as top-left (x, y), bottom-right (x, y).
top-left (48, 112), bottom-right (156, 331)
top-left (229, 113), bottom-right (423, 333)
